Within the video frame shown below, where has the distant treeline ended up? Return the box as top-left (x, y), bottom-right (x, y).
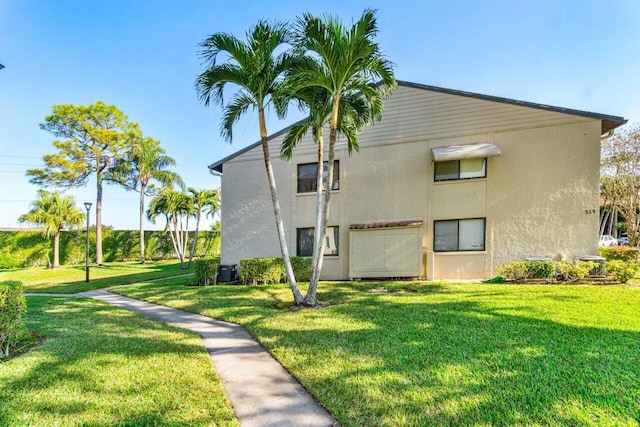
top-left (0, 228), bottom-right (220, 269)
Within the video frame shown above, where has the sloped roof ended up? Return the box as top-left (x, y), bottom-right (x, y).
top-left (209, 81), bottom-right (627, 173)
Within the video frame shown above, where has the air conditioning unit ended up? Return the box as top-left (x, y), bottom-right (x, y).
top-left (579, 256), bottom-right (606, 277)
top-left (217, 264), bottom-right (238, 282)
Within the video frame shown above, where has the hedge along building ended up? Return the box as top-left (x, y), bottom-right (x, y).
top-left (208, 81), bottom-right (626, 280)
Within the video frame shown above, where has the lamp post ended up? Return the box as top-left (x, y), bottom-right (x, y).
top-left (84, 202), bottom-right (92, 282)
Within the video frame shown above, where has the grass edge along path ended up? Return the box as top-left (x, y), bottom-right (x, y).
top-left (0, 295), bottom-right (238, 426)
top-left (115, 279), bottom-right (640, 427)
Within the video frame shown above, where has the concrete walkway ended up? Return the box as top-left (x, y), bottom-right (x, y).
top-left (30, 289), bottom-right (338, 427)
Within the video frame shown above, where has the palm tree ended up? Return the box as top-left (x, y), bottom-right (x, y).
top-left (186, 187), bottom-right (220, 267)
top-left (286, 9), bottom-right (396, 306)
top-left (19, 190), bottom-right (84, 268)
top-left (195, 20), bottom-right (304, 304)
top-left (147, 188), bottom-right (194, 269)
top-left (106, 136), bottom-right (183, 263)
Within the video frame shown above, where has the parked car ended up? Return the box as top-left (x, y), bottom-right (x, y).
top-left (618, 233), bottom-right (629, 246)
top-left (599, 235), bottom-right (618, 247)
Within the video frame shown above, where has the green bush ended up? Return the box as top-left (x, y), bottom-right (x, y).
top-left (524, 260), bottom-right (556, 279)
top-left (290, 257), bottom-right (312, 282)
top-left (0, 281), bottom-right (27, 358)
top-left (555, 260), bottom-right (598, 282)
top-left (0, 229), bottom-right (220, 268)
top-left (498, 261), bottom-right (529, 282)
top-left (599, 246), bottom-right (640, 262)
top-left (606, 260), bottom-right (639, 283)
top-left (239, 258), bottom-right (285, 285)
top-left (239, 257), bottom-right (312, 285)
top-left (194, 257), bottom-right (221, 285)
top-left (498, 259), bottom-right (595, 283)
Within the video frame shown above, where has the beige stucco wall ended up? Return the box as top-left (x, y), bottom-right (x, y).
top-left (218, 85), bottom-right (603, 280)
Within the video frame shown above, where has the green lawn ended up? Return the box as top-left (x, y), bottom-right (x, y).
top-left (116, 279), bottom-right (640, 426)
top-left (0, 260), bottom-right (192, 293)
top-left (0, 296), bottom-right (237, 426)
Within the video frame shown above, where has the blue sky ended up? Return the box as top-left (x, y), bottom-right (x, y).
top-left (1, 0), bottom-right (638, 230)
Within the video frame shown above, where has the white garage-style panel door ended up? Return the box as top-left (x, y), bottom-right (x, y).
top-left (349, 226), bottom-right (423, 279)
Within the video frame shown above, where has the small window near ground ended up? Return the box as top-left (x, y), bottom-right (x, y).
top-left (435, 158), bottom-right (486, 181)
top-left (297, 227), bottom-right (339, 257)
top-left (434, 218), bottom-right (485, 252)
top-left (297, 161), bottom-right (339, 193)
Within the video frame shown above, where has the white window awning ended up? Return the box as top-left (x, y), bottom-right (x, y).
top-left (432, 142), bottom-right (501, 162)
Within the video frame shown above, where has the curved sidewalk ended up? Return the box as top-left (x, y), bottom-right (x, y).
top-left (35, 289), bottom-right (338, 427)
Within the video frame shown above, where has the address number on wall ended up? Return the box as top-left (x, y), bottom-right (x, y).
top-left (584, 209), bottom-right (596, 215)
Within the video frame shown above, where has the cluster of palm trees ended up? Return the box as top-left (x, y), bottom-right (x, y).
top-left (19, 190), bottom-right (84, 269)
top-left (20, 136), bottom-right (219, 269)
top-left (195, 9), bottom-right (396, 307)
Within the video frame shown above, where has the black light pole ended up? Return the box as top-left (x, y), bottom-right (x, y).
top-left (84, 202), bottom-right (92, 282)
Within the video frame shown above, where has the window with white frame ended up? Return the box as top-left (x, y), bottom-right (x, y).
top-left (434, 218), bottom-right (485, 252)
top-left (297, 161), bottom-right (340, 193)
top-left (435, 157), bottom-right (486, 181)
top-left (297, 227), bottom-right (339, 257)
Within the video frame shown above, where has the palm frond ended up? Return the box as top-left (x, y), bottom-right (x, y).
top-left (281, 119), bottom-right (315, 161)
top-left (221, 91), bottom-right (255, 142)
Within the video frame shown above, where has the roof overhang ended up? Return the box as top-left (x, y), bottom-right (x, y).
top-left (350, 219), bottom-right (423, 230)
top-left (432, 142), bottom-right (501, 162)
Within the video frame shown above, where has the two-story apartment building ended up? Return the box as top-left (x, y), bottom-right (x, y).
top-left (209, 81), bottom-right (626, 280)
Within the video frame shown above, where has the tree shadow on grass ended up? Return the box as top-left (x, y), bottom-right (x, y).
top-left (0, 297), bottom-right (237, 426)
top-left (110, 280), bottom-right (640, 424)
top-left (253, 295), bottom-right (640, 426)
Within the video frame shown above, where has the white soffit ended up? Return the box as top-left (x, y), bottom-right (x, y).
top-left (432, 142), bottom-right (501, 162)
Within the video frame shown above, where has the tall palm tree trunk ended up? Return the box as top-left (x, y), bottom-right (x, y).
top-left (166, 218), bottom-right (181, 263)
top-left (139, 187), bottom-right (146, 263)
top-left (187, 213), bottom-right (201, 268)
top-left (259, 109), bottom-right (304, 304)
top-left (182, 217), bottom-right (190, 269)
top-left (172, 215), bottom-right (184, 265)
top-left (305, 100), bottom-right (340, 306)
top-left (53, 231), bottom-right (61, 268)
top-left (309, 127), bottom-right (325, 291)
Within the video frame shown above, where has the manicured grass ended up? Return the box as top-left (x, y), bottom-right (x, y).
top-left (0, 260), bottom-right (192, 293)
top-left (0, 296), bottom-right (237, 426)
top-left (116, 279), bottom-right (640, 426)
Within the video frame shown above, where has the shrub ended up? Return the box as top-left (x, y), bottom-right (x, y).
top-left (239, 257), bottom-right (312, 285)
top-left (498, 261), bottom-right (529, 282)
top-left (0, 229), bottom-right (220, 268)
top-left (497, 260), bottom-right (555, 282)
top-left (599, 246), bottom-right (640, 263)
top-left (290, 257), bottom-right (312, 282)
top-left (524, 260), bottom-right (556, 279)
top-left (498, 259), bottom-right (596, 283)
top-left (0, 281), bottom-right (27, 358)
top-left (555, 260), bottom-right (598, 282)
top-left (606, 260), bottom-right (640, 283)
top-left (239, 258), bottom-right (285, 285)
top-left (194, 257), bottom-right (221, 285)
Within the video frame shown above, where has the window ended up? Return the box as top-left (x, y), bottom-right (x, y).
top-left (435, 158), bottom-right (486, 181)
top-left (297, 161), bottom-right (340, 193)
top-left (434, 218), bottom-right (485, 252)
top-left (297, 227), bottom-right (339, 257)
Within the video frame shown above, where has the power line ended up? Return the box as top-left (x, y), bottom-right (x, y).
top-left (0, 154), bottom-right (42, 160)
top-left (0, 162), bottom-right (41, 167)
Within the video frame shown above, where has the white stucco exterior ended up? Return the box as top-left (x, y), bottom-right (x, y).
top-left (211, 82), bottom-right (625, 280)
